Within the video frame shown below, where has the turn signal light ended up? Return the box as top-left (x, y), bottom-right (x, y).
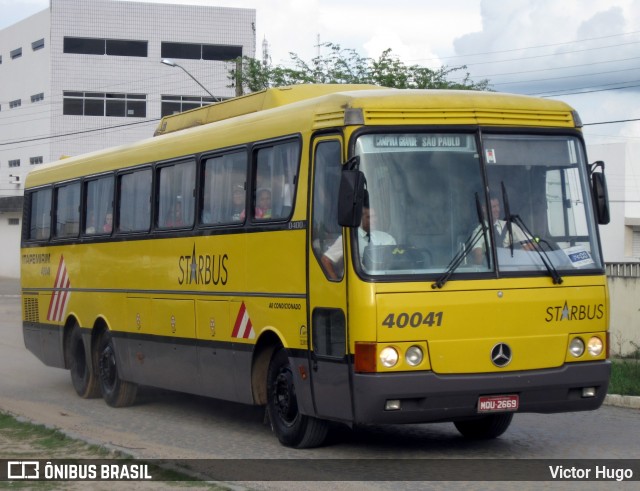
top-left (355, 342), bottom-right (377, 373)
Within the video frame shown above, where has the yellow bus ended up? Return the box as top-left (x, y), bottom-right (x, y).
top-left (21, 85), bottom-right (611, 448)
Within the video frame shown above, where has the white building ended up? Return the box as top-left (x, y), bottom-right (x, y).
top-left (0, 0), bottom-right (255, 277)
top-left (588, 142), bottom-right (640, 263)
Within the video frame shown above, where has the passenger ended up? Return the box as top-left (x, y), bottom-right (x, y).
top-left (230, 184), bottom-right (246, 221)
top-left (256, 188), bottom-right (272, 218)
top-left (165, 201), bottom-right (184, 227)
top-left (102, 212), bottom-right (113, 233)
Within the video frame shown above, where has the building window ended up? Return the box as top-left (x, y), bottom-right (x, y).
top-left (202, 44), bottom-right (243, 61)
top-left (161, 42), bottom-right (242, 61)
top-left (63, 91), bottom-right (146, 117)
top-left (31, 93), bottom-right (44, 103)
top-left (63, 37), bottom-right (147, 57)
top-left (32, 38), bottom-right (45, 51)
top-left (8, 160), bottom-right (20, 168)
top-left (10, 47), bottom-right (22, 59)
top-left (161, 95), bottom-right (216, 116)
top-left (8, 218), bottom-right (20, 226)
top-left (30, 156), bottom-right (43, 165)
top-left (9, 99), bottom-right (21, 109)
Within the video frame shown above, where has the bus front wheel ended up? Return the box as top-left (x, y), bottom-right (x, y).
top-left (266, 348), bottom-right (328, 448)
top-left (454, 413), bottom-right (513, 439)
top-left (67, 323), bottom-right (100, 398)
top-left (97, 330), bottom-right (137, 407)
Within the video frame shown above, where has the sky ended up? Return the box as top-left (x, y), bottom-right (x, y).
top-left (2, 0), bottom-right (640, 146)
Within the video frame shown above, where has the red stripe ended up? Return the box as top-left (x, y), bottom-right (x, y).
top-left (53, 256), bottom-right (65, 288)
top-left (231, 302), bottom-right (246, 338)
top-left (53, 275), bottom-right (71, 321)
top-left (47, 292), bottom-right (59, 321)
top-left (47, 256), bottom-right (66, 320)
top-left (241, 317), bottom-right (253, 339)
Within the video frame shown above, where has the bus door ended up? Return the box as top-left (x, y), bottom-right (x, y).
top-left (307, 137), bottom-right (353, 422)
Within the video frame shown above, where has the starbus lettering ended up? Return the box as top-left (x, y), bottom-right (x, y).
top-left (178, 243), bottom-right (228, 286)
top-left (545, 301), bottom-right (604, 322)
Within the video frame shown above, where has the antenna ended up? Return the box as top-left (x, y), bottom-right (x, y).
top-left (262, 37), bottom-right (270, 66)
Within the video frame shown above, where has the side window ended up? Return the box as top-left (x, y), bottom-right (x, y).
top-left (28, 188), bottom-right (52, 240)
top-left (157, 159), bottom-right (196, 228)
top-left (54, 182), bottom-right (80, 238)
top-left (311, 140), bottom-right (343, 280)
top-left (201, 151), bottom-right (247, 225)
top-left (118, 168), bottom-right (151, 232)
top-left (253, 140), bottom-right (300, 221)
top-left (84, 175), bottom-right (114, 235)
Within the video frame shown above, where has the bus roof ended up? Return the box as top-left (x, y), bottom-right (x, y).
top-left (153, 84), bottom-right (383, 136)
top-left (26, 85), bottom-right (580, 188)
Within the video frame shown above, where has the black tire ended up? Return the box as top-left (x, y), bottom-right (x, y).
top-left (97, 330), bottom-right (137, 407)
top-left (67, 323), bottom-right (100, 398)
top-left (267, 348), bottom-right (329, 448)
top-left (454, 413), bottom-right (514, 439)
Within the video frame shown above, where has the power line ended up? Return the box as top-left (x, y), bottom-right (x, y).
top-left (584, 118), bottom-right (640, 126)
top-left (1, 112), bottom-right (637, 150)
top-left (449, 55), bottom-right (640, 82)
top-left (535, 82), bottom-right (640, 97)
top-left (0, 119), bottom-right (159, 146)
top-left (459, 40), bottom-right (640, 68)
top-left (411, 30), bottom-right (640, 63)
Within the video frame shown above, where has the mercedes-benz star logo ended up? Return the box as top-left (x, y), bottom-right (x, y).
top-left (491, 343), bottom-right (512, 368)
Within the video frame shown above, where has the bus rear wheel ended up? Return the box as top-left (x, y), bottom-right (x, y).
top-left (267, 348), bottom-right (328, 448)
top-left (454, 413), bottom-right (513, 439)
top-left (67, 323), bottom-right (100, 398)
top-left (97, 330), bottom-right (137, 407)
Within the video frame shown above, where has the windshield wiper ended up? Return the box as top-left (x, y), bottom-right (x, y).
top-left (500, 183), bottom-right (563, 285)
top-left (432, 193), bottom-right (489, 289)
top-left (510, 214), bottom-right (563, 285)
top-left (501, 182), bottom-right (514, 257)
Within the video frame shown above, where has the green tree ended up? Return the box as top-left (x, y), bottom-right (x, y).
top-left (229, 43), bottom-right (491, 94)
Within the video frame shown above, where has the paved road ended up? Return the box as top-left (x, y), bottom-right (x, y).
top-left (1, 277), bottom-right (638, 489)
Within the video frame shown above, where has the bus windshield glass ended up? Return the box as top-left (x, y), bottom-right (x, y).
top-left (353, 132), bottom-right (603, 279)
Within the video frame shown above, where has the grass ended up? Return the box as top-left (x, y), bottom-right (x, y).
top-left (609, 348), bottom-right (640, 396)
top-left (0, 412), bottom-right (220, 488)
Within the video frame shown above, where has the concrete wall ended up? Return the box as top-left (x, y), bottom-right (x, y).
top-left (607, 274), bottom-right (640, 357)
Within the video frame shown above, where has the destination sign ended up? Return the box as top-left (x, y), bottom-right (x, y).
top-left (373, 134), bottom-right (468, 148)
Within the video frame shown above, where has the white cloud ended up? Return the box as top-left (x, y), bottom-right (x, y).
top-left (3, 0), bottom-right (638, 141)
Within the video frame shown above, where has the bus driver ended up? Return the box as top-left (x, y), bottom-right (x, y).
top-left (321, 195), bottom-right (395, 280)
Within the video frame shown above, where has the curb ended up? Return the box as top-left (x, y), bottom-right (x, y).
top-left (604, 394), bottom-right (640, 409)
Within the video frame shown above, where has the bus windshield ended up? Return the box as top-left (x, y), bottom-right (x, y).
top-left (354, 132), bottom-right (603, 279)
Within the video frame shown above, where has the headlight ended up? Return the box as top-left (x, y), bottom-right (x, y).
top-left (380, 347), bottom-right (399, 368)
top-left (587, 336), bottom-right (603, 356)
top-left (405, 346), bottom-right (424, 366)
top-left (569, 337), bottom-right (585, 357)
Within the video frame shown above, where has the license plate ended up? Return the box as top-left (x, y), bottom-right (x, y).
top-left (477, 394), bottom-right (519, 413)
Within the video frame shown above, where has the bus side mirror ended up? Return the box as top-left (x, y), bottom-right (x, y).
top-left (590, 161), bottom-right (610, 225)
top-left (338, 169), bottom-right (365, 227)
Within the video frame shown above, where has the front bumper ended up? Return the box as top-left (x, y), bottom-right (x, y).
top-left (352, 361), bottom-right (610, 424)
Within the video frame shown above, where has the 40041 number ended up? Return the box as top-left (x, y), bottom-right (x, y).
top-left (382, 311), bottom-right (443, 328)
